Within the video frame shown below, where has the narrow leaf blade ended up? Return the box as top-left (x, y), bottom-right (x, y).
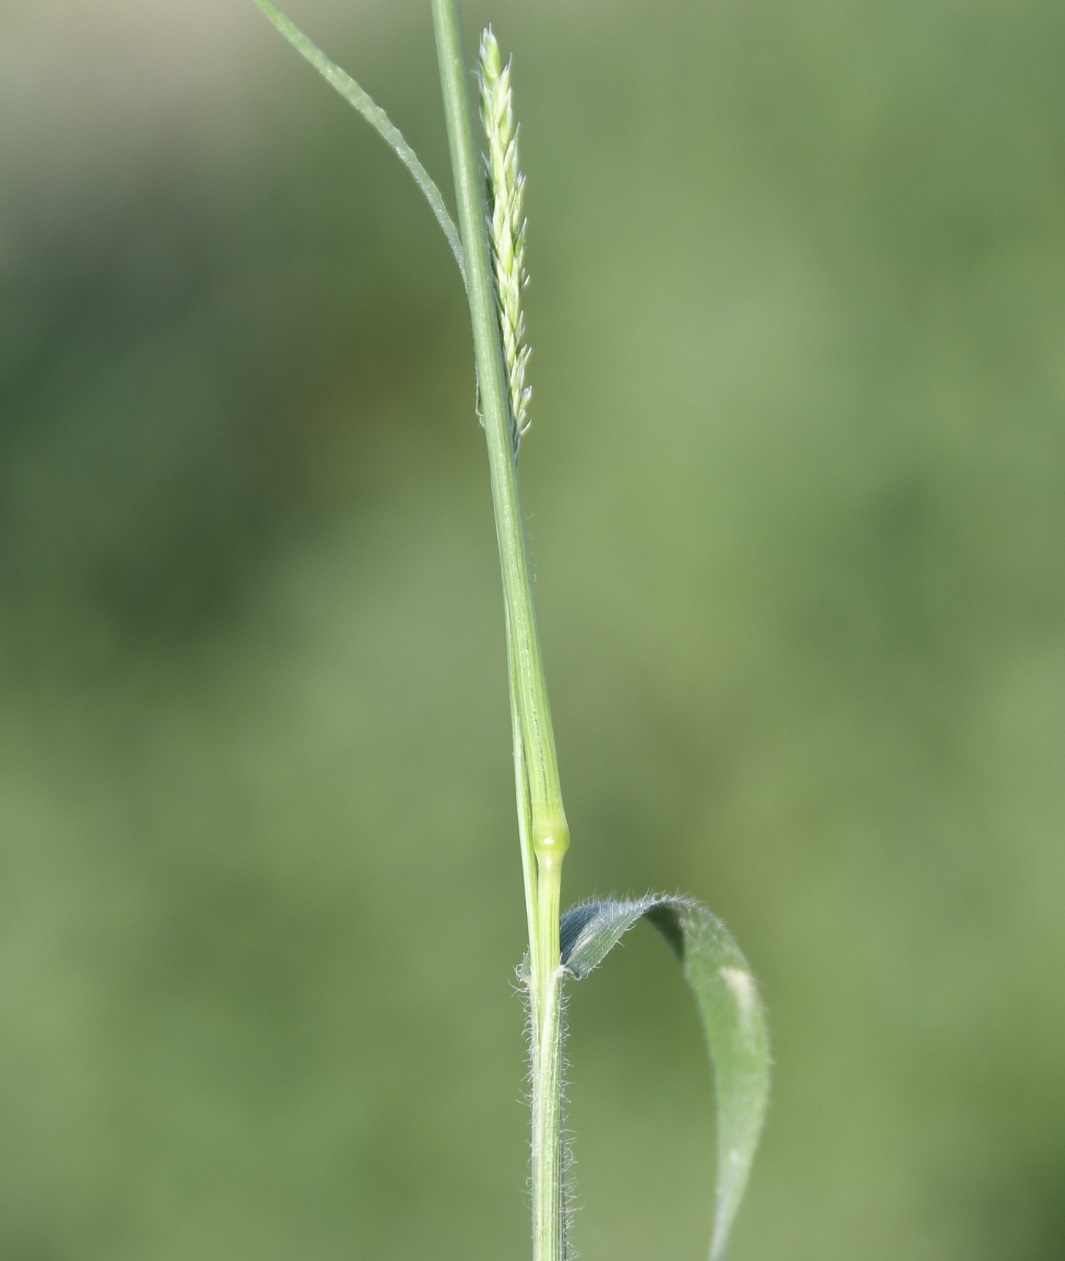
top-left (561, 895), bottom-right (770, 1261)
top-left (250, 0), bottom-right (466, 284)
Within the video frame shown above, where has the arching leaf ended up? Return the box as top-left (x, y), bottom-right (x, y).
top-left (250, 0), bottom-right (466, 285)
top-left (561, 896), bottom-right (770, 1261)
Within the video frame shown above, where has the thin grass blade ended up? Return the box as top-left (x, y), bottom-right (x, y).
top-left (561, 895), bottom-right (770, 1261)
top-left (250, 0), bottom-right (466, 285)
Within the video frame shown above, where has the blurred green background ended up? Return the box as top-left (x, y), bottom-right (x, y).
top-left (2, 1), bottom-right (1063, 1257)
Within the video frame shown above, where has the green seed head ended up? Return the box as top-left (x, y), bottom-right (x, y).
top-left (478, 27), bottom-right (532, 454)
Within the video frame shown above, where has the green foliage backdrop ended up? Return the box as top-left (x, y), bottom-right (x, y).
top-left (2, 1), bottom-right (1063, 1257)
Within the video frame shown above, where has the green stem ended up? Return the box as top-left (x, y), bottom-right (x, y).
top-left (532, 966), bottom-right (567, 1261)
top-left (431, 3), bottom-right (569, 1258)
top-left (509, 640), bottom-right (538, 959)
top-left (431, 0), bottom-right (569, 982)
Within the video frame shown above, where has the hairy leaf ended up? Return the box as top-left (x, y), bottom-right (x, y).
top-left (561, 896), bottom-right (769, 1261)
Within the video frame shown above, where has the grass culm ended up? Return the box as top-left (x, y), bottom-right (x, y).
top-left (250, 4), bottom-right (771, 1259)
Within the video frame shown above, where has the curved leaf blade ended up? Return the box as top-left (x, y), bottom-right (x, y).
top-left (561, 896), bottom-right (770, 1261)
top-left (250, 0), bottom-right (466, 285)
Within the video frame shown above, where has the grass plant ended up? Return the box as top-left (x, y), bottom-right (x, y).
top-left (251, 3), bottom-right (771, 1257)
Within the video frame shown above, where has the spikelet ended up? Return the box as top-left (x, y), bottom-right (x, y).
top-left (478, 27), bottom-right (531, 454)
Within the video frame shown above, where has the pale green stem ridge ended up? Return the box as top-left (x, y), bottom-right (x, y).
top-left (250, 0), bottom-right (466, 287)
top-left (478, 28), bottom-right (532, 453)
top-left (508, 632), bottom-right (537, 956)
top-left (432, 6), bottom-right (569, 1260)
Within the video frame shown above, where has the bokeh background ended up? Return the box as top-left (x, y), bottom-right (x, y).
top-left (2, 1), bottom-right (1063, 1257)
